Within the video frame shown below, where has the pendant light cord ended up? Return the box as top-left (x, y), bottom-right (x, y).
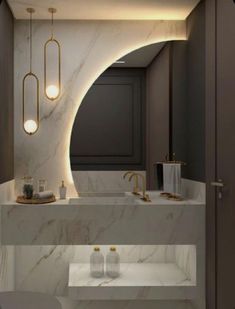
top-left (51, 11), bottom-right (54, 39)
top-left (29, 11), bottom-right (32, 73)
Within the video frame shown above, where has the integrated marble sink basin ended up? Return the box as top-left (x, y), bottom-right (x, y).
top-left (78, 192), bottom-right (126, 197)
top-left (69, 195), bottom-right (137, 205)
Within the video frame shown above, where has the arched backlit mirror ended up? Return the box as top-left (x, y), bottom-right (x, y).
top-left (70, 39), bottom-right (205, 195)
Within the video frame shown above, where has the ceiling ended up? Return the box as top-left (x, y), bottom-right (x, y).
top-left (7, 0), bottom-right (200, 20)
top-left (111, 42), bottom-right (165, 68)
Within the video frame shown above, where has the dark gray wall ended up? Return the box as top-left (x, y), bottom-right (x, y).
top-left (171, 42), bottom-right (187, 171)
top-left (0, 0), bottom-right (14, 184)
top-left (146, 45), bottom-right (170, 189)
top-left (70, 68), bottom-right (146, 170)
top-left (172, 1), bottom-right (205, 181)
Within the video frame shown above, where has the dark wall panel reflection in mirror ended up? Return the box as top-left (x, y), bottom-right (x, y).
top-left (70, 69), bottom-right (146, 170)
top-left (171, 1), bottom-right (205, 182)
top-left (0, 0), bottom-right (14, 184)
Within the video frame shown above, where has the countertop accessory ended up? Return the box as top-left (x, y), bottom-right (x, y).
top-left (106, 246), bottom-right (120, 278)
top-left (90, 247), bottom-right (104, 278)
top-left (22, 8), bottom-right (39, 135)
top-left (34, 190), bottom-right (54, 199)
top-left (157, 153), bottom-right (186, 200)
top-left (123, 171), bottom-right (141, 195)
top-left (129, 173), bottom-right (151, 202)
top-left (23, 176), bottom-right (34, 199)
top-left (59, 180), bottom-right (67, 199)
top-left (163, 163), bottom-right (181, 196)
top-left (44, 8), bottom-right (61, 101)
top-left (38, 179), bottom-right (46, 192)
top-left (160, 192), bottom-right (184, 201)
top-left (16, 195), bottom-right (56, 204)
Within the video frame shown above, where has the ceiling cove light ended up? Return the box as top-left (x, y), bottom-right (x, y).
top-left (44, 8), bottom-right (61, 101)
top-left (22, 8), bottom-right (39, 136)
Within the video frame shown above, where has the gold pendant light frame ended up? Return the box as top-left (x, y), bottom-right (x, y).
top-left (22, 8), bottom-right (40, 135)
top-left (44, 8), bottom-right (61, 101)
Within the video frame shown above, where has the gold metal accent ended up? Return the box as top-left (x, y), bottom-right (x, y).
top-left (94, 247), bottom-right (100, 252)
top-left (123, 171), bottom-right (141, 195)
top-left (22, 8), bottom-right (40, 135)
top-left (160, 192), bottom-right (184, 201)
top-left (44, 7), bottom-right (61, 101)
top-left (129, 173), bottom-right (151, 202)
top-left (110, 247), bottom-right (116, 252)
top-left (167, 194), bottom-right (184, 201)
top-left (48, 8), bottom-right (57, 14)
top-left (26, 8), bottom-right (35, 14)
top-left (157, 153), bottom-right (186, 165)
top-left (22, 73), bottom-right (39, 135)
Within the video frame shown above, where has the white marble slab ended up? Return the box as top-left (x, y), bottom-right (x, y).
top-left (14, 20), bottom-right (186, 197)
top-left (69, 263), bottom-right (194, 287)
top-left (14, 245), bottom-right (175, 295)
top-left (68, 263), bottom-right (196, 300)
top-left (181, 179), bottom-right (205, 203)
top-left (0, 180), bottom-right (15, 292)
top-left (56, 298), bottom-right (196, 309)
top-left (72, 171), bottom-right (146, 195)
top-left (1, 202), bottom-right (204, 245)
top-left (0, 180), bottom-right (15, 205)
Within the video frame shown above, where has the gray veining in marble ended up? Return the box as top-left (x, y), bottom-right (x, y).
top-left (56, 298), bottom-right (196, 309)
top-left (14, 20), bottom-right (186, 197)
top-left (1, 202), bottom-right (204, 245)
top-left (72, 171), bottom-right (146, 195)
top-left (0, 180), bottom-right (15, 292)
top-left (0, 180), bottom-right (15, 205)
top-left (68, 263), bottom-right (195, 300)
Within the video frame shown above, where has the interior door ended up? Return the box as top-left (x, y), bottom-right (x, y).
top-left (216, 0), bottom-right (235, 308)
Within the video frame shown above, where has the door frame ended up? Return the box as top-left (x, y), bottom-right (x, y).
top-left (205, 0), bottom-right (217, 308)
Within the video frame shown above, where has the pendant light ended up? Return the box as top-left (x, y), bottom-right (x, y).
top-left (44, 8), bottom-right (61, 101)
top-left (22, 8), bottom-right (39, 135)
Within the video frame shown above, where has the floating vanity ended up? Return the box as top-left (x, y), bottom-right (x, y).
top-left (1, 192), bottom-right (204, 246)
top-left (0, 191), bottom-right (205, 302)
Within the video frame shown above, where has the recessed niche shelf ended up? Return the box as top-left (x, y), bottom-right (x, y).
top-left (68, 263), bottom-right (196, 300)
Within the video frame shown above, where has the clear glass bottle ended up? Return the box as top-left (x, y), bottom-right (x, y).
top-left (106, 247), bottom-right (120, 278)
top-left (59, 180), bottom-right (67, 199)
top-left (90, 247), bottom-right (104, 278)
top-left (23, 176), bottom-right (34, 199)
top-left (38, 179), bottom-right (46, 192)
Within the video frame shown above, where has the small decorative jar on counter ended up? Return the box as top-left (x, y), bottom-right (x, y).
top-left (106, 247), bottom-right (120, 278)
top-left (38, 179), bottom-right (46, 192)
top-left (23, 176), bottom-right (34, 199)
top-left (90, 247), bottom-right (104, 278)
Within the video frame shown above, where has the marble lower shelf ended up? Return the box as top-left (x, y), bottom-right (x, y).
top-left (68, 263), bottom-right (196, 300)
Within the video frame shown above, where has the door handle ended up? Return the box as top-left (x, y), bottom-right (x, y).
top-left (211, 179), bottom-right (224, 199)
top-left (211, 180), bottom-right (224, 187)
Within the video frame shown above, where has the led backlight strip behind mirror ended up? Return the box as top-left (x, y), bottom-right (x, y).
top-left (22, 8), bottom-right (39, 135)
top-left (44, 8), bottom-right (61, 101)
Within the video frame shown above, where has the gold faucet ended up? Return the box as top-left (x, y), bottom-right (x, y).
top-left (129, 173), bottom-right (151, 202)
top-left (123, 171), bottom-right (141, 195)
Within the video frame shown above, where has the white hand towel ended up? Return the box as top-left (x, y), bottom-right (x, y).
top-left (34, 191), bottom-right (54, 199)
top-left (163, 163), bottom-right (181, 195)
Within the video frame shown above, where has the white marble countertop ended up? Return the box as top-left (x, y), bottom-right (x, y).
top-left (3, 191), bottom-right (205, 207)
top-left (68, 263), bottom-right (196, 300)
